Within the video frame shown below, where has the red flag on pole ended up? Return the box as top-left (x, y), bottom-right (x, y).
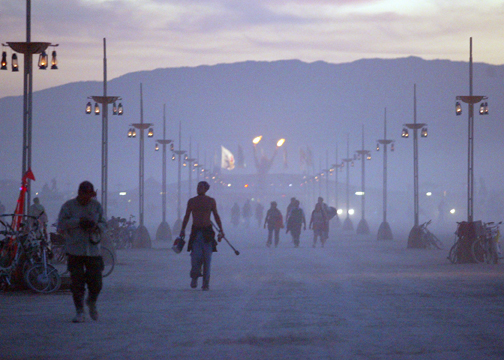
top-left (11, 168), bottom-right (36, 232)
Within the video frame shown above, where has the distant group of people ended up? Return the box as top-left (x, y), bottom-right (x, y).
top-left (263, 196), bottom-right (335, 248)
top-left (230, 199), bottom-right (264, 228)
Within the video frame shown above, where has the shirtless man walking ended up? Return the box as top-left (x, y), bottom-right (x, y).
top-left (180, 181), bottom-right (224, 291)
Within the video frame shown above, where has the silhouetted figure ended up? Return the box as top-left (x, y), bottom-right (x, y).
top-left (264, 201), bottom-right (283, 248)
top-left (231, 203), bottom-right (240, 227)
top-left (285, 197), bottom-right (297, 224)
top-left (286, 200), bottom-right (306, 247)
top-left (242, 199), bottom-right (252, 228)
top-left (317, 197), bottom-right (330, 240)
top-left (255, 202), bottom-right (264, 228)
top-left (180, 181), bottom-right (224, 291)
top-left (310, 203), bottom-right (328, 248)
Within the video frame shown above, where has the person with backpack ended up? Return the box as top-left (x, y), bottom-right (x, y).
top-left (309, 202), bottom-right (328, 248)
top-left (264, 201), bottom-right (283, 248)
top-left (286, 200), bottom-right (306, 247)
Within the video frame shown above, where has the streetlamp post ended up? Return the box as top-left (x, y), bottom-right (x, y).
top-left (455, 37), bottom-right (488, 223)
top-left (341, 134), bottom-right (354, 231)
top-left (85, 38), bottom-right (122, 219)
top-left (2, 0), bottom-right (58, 210)
top-left (355, 125), bottom-right (371, 235)
top-left (331, 145), bottom-right (341, 228)
top-left (154, 104), bottom-right (173, 242)
top-left (128, 83), bottom-right (154, 248)
top-left (171, 121), bottom-right (187, 236)
top-left (377, 108), bottom-right (395, 241)
top-left (403, 84), bottom-right (429, 248)
top-left (186, 138), bottom-right (197, 199)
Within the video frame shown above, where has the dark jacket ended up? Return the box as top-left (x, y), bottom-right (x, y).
top-left (187, 224), bottom-right (217, 252)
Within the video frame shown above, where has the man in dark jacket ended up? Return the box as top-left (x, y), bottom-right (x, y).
top-left (57, 181), bottom-right (106, 323)
top-left (180, 181), bottom-right (224, 291)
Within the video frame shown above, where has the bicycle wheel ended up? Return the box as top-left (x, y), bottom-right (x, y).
top-left (25, 263), bottom-right (61, 293)
top-left (100, 246), bottom-right (115, 278)
top-left (448, 241), bottom-right (459, 264)
top-left (471, 239), bottom-right (493, 264)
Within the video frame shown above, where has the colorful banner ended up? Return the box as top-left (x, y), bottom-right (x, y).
top-left (221, 146), bottom-right (235, 170)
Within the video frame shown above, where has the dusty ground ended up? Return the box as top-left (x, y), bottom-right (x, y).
top-left (2, 226), bottom-right (504, 360)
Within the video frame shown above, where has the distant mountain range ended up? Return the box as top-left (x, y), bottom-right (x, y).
top-left (1, 57), bottom-right (504, 202)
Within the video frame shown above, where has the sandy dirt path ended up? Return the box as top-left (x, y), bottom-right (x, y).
top-left (2, 228), bottom-right (504, 359)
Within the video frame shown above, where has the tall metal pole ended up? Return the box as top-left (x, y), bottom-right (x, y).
top-left (326, 150), bottom-right (329, 203)
top-left (87, 38), bottom-right (121, 219)
top-left (130, 83), bottom-right (153, 247)
top-left (356, 125), bottom-right (370, 235)
top-left (455, 37), bottom-right (487, 222)
top-left (101, 38), bottom-right (109, 217)
top-left (155, 104), bottom-right (173, 242)
top-left (177, 122), bottom-right (183, 220)
top-left (342, 134), bottom-right (353, 231)
top-left (413, 84), bottom-right (419, 228)
top-left (186, 138), bottom-right (196, 197)
top-left (377, 108), bottom-right (394, 240)
top-left (405, 84), bottom-right (427, 248)
top-left (139, 84), bottom-right (145, 227)
top-left (162, 105), bottom-right (167, 223)
top-left (5, 0), bottom-right (55, 210)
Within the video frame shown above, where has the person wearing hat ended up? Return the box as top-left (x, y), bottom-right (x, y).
top-left (57, 181), bottom-right (106, 323)
top-left (180, 181), bottom-right (224, 291)
top-left (264, 201), bottom-right (284, 248)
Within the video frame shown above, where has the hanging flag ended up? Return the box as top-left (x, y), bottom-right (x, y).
top-left (236, 145), bottom-right (246, 168)
top-left (221, 146), bottom-right (235, 170)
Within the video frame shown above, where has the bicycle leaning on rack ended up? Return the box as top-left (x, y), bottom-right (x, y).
top-left (1, 213), bottom-right (61, 292)
top-left (418, 220), bottom-right (443, 249)
top-left (471, 221), bottom-right (502, 264)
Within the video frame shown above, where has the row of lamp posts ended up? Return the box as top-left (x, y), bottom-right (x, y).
top-left (2, 14), bottom-right (489, 248)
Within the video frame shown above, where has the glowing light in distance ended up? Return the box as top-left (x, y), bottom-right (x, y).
top-left (119, 192), bottom-right (127, 196)
top-left (450, 209), bottom-right (456, 214)
top-left (277, 138), bottom-right (285, 147)
top-left (244, 184), bottom-right (248, 188)
top-left (355, 191), bottom-right (365, 196)
top-left (426, 192), bottom-right (432, 196)
top-left (253, 136), bottom-right (262, 144)
top-left (337, 209), bottom-right (343, 215)
top-left (348, 209), bottom-right (355, 215)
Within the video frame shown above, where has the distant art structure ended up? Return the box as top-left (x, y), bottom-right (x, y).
top-left (252, 136), bottom-right (285, 175)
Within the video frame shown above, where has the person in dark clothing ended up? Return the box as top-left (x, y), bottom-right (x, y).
top-left (285, 197), bottom-right (297, 224)
top-left (242, 199), bottom-right (252, 228)
top-left (231, 202), bottom-right (240, 227)
top-left (57, 181), bottom-right (106, 323)
top-left (317, 197), bottom-right (330, 241)
top-left (255, 202), bottom-right (264, 228)
top-left (286, 200), bottom-right (306, 247)
top-left (310, 202), bottom-right (328, 248)
top-left (264, 201), bottom-right (283, 248)
top-left (180, 181), bottom-right (224, 291)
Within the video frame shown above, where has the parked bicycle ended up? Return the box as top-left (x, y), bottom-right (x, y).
top-left (107, 215), bottom-right (136, 250)
top-left (1, 213), bottom-right (61, 292)
top-left (471, 221), bottom-right (502, 264)
top-left (418, 220), bottom-right (443, 249)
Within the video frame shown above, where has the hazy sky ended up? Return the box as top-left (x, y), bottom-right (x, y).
top-left (1, 0), bottom-right (502, 99)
